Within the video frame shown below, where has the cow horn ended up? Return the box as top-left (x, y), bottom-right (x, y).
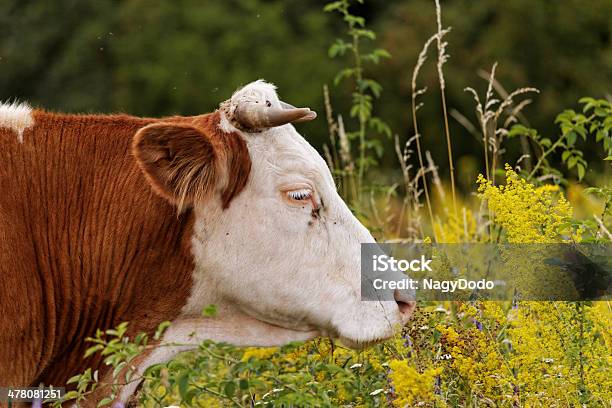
top-left (279, 101), bottom-right (317, 123)
top-left (235, 101), bottom-right (317, 129)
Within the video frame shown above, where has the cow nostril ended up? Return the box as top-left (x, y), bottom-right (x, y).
top-left (394, 289), bottom-right (416, 316)
top-left (396, 300), bottom-right (416, 315)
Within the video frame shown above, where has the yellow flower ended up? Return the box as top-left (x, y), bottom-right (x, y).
top-left (389, 360), bottom-right (442, 407)
top-left (434, 207), bottom-right (478, 243)
top-left (477, 165), bottom-right (575, 243)
top-left (241, 347), bottom-right (278, 361)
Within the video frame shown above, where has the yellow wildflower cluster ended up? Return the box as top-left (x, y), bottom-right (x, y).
top-left (434, 208), bottom-right (478, 243)
top-left (508, 301), bottom-right (612, 404)
top-left (241, 347), bottom-right (279, 362)
top-left (437, 323), bottom-right (515, 404)
top-left (477, 165), bottom-right (574, 243)
top-left (388, 360), bottom-right (442, 407)
top-left (586, 302), bottom-right (612, 402)
top-left (479, 301), bottom-right (507, 323)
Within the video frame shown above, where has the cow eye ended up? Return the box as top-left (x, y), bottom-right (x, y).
top-left (286, 188), bottom-right (312, 202)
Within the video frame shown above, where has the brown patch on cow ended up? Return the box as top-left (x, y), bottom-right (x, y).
top-left (0, 109), bottom-right (250, 394)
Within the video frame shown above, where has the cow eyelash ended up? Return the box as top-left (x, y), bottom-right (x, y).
top-left (287, 189), bottom-right (312, 201)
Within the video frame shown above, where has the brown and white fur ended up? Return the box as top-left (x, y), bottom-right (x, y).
top-left (0, 81), bottom-right (415, 405)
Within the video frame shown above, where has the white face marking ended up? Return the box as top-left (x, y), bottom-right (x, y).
top-left (0, 101), bottom-right (34, 143)
top-left (182, 81), bottom-right (414, 347)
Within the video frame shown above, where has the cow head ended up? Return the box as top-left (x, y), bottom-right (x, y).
top-left (133, 80), bottom-right (415, 348)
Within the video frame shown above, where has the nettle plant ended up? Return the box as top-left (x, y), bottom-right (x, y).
top-left (503, 97), bottom-right (612, 242)
top-left (323, 0), bottom-right (392, 210)
top-left (508, 97), bottom-right (612, 182)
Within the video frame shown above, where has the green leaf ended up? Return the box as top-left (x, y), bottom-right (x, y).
top-left (555, 109), bottom-right (575, 125)
top-left (107, 322), bottom-right (129, 338)
top-left (239, 379), bottom-right (249, 390)
top-left (369, 117), bottom-right (392, 137)
top-left (201, 304), bottom-right (218, 317)
top-left (84, 344), bottom-right (104, 358)
top-left (507, 124), bottom-right (535, 138)
top-left (583, 187), bottom-right (601, 194)
top-left (575, 125), bottom-right (586, 140)
top-left (349, 28), bottom-right (375, 39)
top-left (224, 381), bottom-right (236, 398)
top-left (112, 362), bottom-right (126, 380)
top-left (184, 389), bottom-right (199, 405)
top-left (328, 39), bottom-right (350, 58)
top-left (134, 332), bottom-right (147, 346)
top-left (561, 150), bottom-right (571, 162)
top-left (97, 397), bottom-right (113, 407)
top-left (579, 97), bottom-right (596, 112)
top-left (344, 15), bottom-right (365, 27)
top-left (566, 131), bottom-right (577, 146)
top-left (67, 374), bottom-right (82, 385)
top-left (567, 156), bottom-right (578, 169)
top-left (560, 123), bottom-right (572, 135)
top-left (374, 48), bottom-right (391, 59)
top-left (328, 44), bottom-right (341, 58)
top-left (178, 374), bottom-right (189, 400)
top-left (333, 68), bottom-right (354, 86)
top-left (323, 2), bottom-right (344, 12)
top-left (62, 391), bottom-right (80, 401)
top-left (577, 163), bottom-right (585, 180)
top-left (358, 79), bottom-right (382, 97)
top-left (154, 321), bottom-right (172, 340)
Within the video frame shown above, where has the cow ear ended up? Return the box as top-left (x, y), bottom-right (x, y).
top-left (132, 122), bottom-right (220, 211)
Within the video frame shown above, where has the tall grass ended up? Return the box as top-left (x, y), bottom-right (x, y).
top-left (434, 0), bottom-right (457, 216)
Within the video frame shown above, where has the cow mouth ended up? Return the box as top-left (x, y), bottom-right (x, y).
top-left (334, 326), bottom-right (397, 350)
top-left (338, 335), bottom-right (388, 350)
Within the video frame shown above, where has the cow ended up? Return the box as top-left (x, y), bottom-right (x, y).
top-left (0, 80), bottom-right (415, 405)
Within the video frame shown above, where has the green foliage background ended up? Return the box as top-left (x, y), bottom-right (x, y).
top-left (1, 0), bottom-right (610, 182)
